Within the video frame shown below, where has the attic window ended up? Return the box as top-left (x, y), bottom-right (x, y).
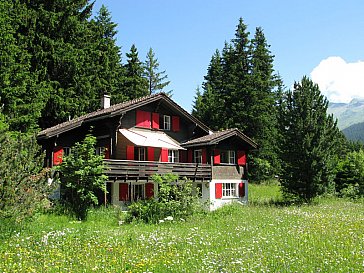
top-left (163, 115), bottom-right (171, 130)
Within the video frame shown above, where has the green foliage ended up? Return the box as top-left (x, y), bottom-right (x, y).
top-left (250, 158), bottom-right (275, 182)
top-left (125, 174), bottom-right (203, 223)
top-left (192, 18), bottom-right (280, 181)
top-left (143, 48), bottom-right (171, 95)
top-left (335, 149), bottom-right (364, 198)
top-left (278, 77), bottom-right (341, 202)
top-left (123, 44), bottom-right (149, 100)
top-left (0, 1), bottom-right (128, 132)
top-left (0, 130), bottom-right (52, 224)
top-left (0, 198), bottom-right (363, 272)
top-left (54, 134), bottom-right (107, 220)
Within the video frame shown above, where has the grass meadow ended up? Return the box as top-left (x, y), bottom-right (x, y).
top-left (0, 184), bottom-right (363, 272)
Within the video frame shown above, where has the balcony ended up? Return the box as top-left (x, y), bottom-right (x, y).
top-left (104, 159), bottom-right (212, 181)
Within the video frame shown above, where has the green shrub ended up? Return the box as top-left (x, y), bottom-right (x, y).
top-left (54, 134), bottom-right (107, 221)
top-left (125, 174), bottom-right (203, 223)
top-left (0, 131), bottom-right (52, 225)
top-left (335, 149), bottom-right (364, 199)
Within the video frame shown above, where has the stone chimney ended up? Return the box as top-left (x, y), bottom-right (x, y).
top-left (101, 94), bottom-right (111, 109)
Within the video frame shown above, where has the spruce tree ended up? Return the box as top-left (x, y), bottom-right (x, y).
top-left (192, 18), bottom-right (280, 181)
top-left (0, 0), bottom-right (128, 132)
top-left (123, 44), bottom-right (149, 99)
top-left (143, 48), bottom-right (171, 95)
top-left (278, 76), bottom-right (341, 202)
top-left (91, 5), bottom-right (126, 106)
top-left (0, 1), bottom-right (46, 132)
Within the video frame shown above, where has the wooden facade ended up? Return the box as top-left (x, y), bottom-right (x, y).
top-left (37, 93), bottom-right (257, 210)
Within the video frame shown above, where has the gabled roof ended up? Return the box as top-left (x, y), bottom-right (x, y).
top-left (182, 128), bottom-right (258, 149)
top-left (37, 93), bottom-right (211, 139)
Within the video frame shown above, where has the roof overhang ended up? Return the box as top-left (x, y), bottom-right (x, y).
top-left (181, 128), bottom-right (258, 150)
top-left (119, 128), bottom-right (186, 150)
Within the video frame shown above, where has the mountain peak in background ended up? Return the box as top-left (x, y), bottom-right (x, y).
top-left (328, 98), bottom-right (364, 130)
top-left (328, 97), bottom-right (364, 143)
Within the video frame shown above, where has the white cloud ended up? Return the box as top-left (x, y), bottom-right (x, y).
top-left (310, 56), bottom-right (364, 103)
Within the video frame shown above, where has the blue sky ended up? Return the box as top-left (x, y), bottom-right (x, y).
top-left (93, 0), bottom-right (364, 111)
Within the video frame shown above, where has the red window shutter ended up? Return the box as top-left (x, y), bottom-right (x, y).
top-left (202, 148), bottom-right (207, 164)
top-left (136, 110), bottom-right (151, 128)
top-left (215, 183), bottom-right (222, 199)
top-left (126, 145), bottom-right (134, 160)
top-left (238, 150), bottom-right (246, 165)
top-left (239, 182), bottom-right (245, 197)
top-left (152, 113), bottom-right (160, 129)
top-left (147, 147), bottom-right (154, 161)
top-left (188, 149), bottom-right (193, 163)
top-left (105, 144), bottom-right (110, 159)
top-left (53, 146), bottom-right (63, 165)
top-left (161, 148), bottom-right (168, 162)
top-left (214, 149), bottom-right (220, 164)
top-left (172, 116), bottom-right (180, 132)
top-left (145, 183), bottom-right (154, 198)
top-left (119, 183), bottom-right (129, 201)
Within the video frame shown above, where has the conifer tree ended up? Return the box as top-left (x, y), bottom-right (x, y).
top-left (91, 5), bottom-right (126, 106)
top-left (123, 44), bottom-right (149, 99)
top-left (278, 76), bottom-right (341, 201)
top-left (143, 48), bottom-right (171, 95)
top-left (0, 1), bottom-right (46, 132)
top-left (192, 18), bottom-right (280, 181)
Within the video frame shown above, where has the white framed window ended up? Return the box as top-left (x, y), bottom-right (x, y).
top-left (63, 147), bottom-right (71, 157)
top-left (96, 146), bottom-right (105, 156)
top-left (194, 149), bottom-right (202, 164)
top-left (229, 150), bottom-right (236, 164)
top-left (222, 183), bottom-right (237, 197)
top-left (221, 150), bottom-right (236, 164)
top-left (132, 184), bottom-right (144, 201)
top-left (137, 147), bottom-right (146, 161)
top-left (168, 150), bottom-right (179, 163)
top-left (163, 115), bottom-right (171, 130)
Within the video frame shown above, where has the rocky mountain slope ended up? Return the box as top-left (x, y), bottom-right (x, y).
top-left (327, 98), bottom-right (364, 143)
top-left (328, 98), bottom-right (364, 130)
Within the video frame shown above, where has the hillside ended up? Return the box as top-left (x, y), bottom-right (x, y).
top-left (342, 121), bottom-right (364, 143)
top-left (328, 98), bottom-right (364, 130)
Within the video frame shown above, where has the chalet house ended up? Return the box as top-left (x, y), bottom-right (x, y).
top-left (37, 93), bottom-right (257, 210)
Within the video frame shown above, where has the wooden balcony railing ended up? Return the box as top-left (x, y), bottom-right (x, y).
top-left (104, 159), bottom-right (212, 181)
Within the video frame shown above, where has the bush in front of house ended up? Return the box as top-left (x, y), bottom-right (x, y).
top-left (54, 134), bottom-right (107, 221)
top-left (125, 174), bottom-right (203, 224)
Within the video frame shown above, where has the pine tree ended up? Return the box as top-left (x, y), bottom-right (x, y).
top-left (0, 0), bottom-right (127, 132)
top-left (278, 76), bottom-right (341, 202)
top-left (90, 5), bottom-right (126, 106)
top-left (192, 18), bottom-right (280, 181)
top-left (143, 48), bottom-right (171, 95)
top-left (0, 1), bottom-right (46, 132)
top-left (248, 27), bottom-right (280, 180)
top-left (123, 44), bottom-right (149, 99)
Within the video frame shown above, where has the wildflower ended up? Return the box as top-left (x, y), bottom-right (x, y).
top-left (164, 216), bottom-right (173, 221)
top-left (159, 220), bottom-right (165, 223)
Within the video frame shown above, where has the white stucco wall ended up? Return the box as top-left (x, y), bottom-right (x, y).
top-left (208, 179), bottom-right (248, 211)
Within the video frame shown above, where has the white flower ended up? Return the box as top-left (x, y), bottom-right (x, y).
top-left (159, 220), bottom-right (165, 223)
top-left (164, 216), bottom-right (173, 221)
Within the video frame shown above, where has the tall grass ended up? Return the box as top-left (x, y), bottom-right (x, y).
top-left (0, 188), bottom-right (363, 272)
